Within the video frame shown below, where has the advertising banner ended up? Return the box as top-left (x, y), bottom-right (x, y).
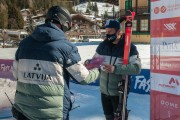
top-left (131, 69), bottom-right (150, 94)
top-left (0, 59), bottom-right (14, 80)
top-left (151, 0), bottom-right (180, 119)
top-left (0, 59), bottom-right (150, 94)
top-left (85, 69), bottom-right (150, 94)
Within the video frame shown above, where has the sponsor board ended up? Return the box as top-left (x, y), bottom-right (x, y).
top-left (151, 17), bottom-right (180, 37)
top-left (151, 37), bottom-right (180, 75)
top-left (151, 0), bottom-right (180, 119)
top-left (151, 55), bottom-right (180, 75)
top-left (131, 69), bottom-right (150, 94)
top-left (151, 73), bottom-right (180, 95)
top-left (151, 90), bottom-right (180, 120)
top-left (0, 59), bottom-right (150, 94)
top-left (151, 0), bottom-right (180, 20)
top-left (151, 37), bottom-right (180, 56)
top-left (88, 69), bottom-right (150, 94)
top-left (0, 59), bottom-right (14, 80)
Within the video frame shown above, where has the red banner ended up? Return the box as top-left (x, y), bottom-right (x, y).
top-left (151, 0), bottom-right (180, 119)
top-left (151, 56), bottom-right (180, 76)
top-left (151, 17), bottom-right (180, 37)
top-left (151, 90), bottom-right (180, 120)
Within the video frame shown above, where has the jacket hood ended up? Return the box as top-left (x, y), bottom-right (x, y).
top-left (31, 23), bottom-right (67, 42)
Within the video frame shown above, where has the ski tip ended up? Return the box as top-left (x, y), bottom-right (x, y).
top-left (131, 12), bottom-right (136, 19)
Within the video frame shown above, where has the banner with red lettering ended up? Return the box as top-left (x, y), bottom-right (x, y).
top-left (151, 0), bottom-right (180, 119)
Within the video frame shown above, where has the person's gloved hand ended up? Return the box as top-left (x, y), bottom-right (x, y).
top-left (118, 16), bottom-right (126, 23)
top-left (84, 59), bottom-right (92, 67)
top-left (101, 64), bottom-right (115, 73)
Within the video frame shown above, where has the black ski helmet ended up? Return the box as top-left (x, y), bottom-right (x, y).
top-left (45, 6), bottom-right (72, 32)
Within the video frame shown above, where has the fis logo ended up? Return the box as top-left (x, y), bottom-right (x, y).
top-left (164, 23), bottom-right (176, 31)
top-left (0, 64), bottom-right (13, 72)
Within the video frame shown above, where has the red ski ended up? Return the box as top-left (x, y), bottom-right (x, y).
top-left (114, 11), bottom-right (135, 120)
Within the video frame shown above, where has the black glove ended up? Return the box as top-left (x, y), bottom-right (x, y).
top-left (118, 16), bottom-right (126, 23)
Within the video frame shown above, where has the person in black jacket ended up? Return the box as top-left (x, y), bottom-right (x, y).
top-left (85, 19), bottom-right (141, 120)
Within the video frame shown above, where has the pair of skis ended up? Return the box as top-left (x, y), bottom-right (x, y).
top-left (114, 11), bottom-right (135, 120)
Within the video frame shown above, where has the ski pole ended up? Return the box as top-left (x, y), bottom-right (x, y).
top-left (71, 105), bottom-right (80, 111)
top-left (5, 92), bottom-right (13, 105)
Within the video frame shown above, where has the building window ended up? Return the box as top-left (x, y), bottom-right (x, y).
top-left (125, 0), bottom-right (132, 10)
top-left (140, 19), bottom-right (148, 31)
top-left (132, 20), bottom-right (137, 31)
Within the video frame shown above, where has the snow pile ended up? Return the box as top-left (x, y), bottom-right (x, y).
top-left (0, 79), bottom-right (16, 110)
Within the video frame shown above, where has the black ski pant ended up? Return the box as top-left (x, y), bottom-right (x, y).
top-left (12, 106), bottom-right (69, 120)
top-left (101, 93), bottom-right (129, 120)
top-left (12, 107), bottom-right (29, 120)
top-left (101, 79), bottom-right (131, 120)
top-left (101, 93), bottom-right (119, 120)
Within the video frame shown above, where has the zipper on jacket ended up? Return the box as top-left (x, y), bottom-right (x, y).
top-left (106, 46), bottom-right (117, 95)
top-left (107, 62), bottom-right (111, 95)
top-left (107, 45), bottom-right (114, 95)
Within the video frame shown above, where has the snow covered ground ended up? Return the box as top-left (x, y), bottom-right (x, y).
top-left (0, 43), bottom-right (150, 120)
top-left (70, 83), bottom-right (150, 120)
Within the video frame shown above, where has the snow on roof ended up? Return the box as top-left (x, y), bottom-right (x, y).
top-left (20, 9), bottom-right (30, 12)
top-left (82, 14), bottom-right (102, 21)
top-left (5, 30), bottom-right (28, 35)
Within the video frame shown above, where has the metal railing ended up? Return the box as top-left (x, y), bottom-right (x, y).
top-left (120, 6), bottom-right (149, 16)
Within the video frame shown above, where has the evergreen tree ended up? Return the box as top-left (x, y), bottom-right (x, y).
top-left (0, 4), bottom-right (8, 29)
top-left (30, 6), bottom-right (37, 15)
top-left (91, 2), bottom-right (94, 11)
top-left (104, 11), bottom-right (108, 19)
top-left (94, 2), bottom-right (98, 16)
top-left (26, 15), bottom-right (34, 34)
top-left (8, 5), bottom-right (24, 29)
top-left (57, 0), bottom-right (75, 14)
top-left (105, 3), bottom-right (109, 7)
top-left (76, 7), bottom-right (79, 13)
top-left (104, 0), bottom-right (119, 5)
top-left (112, 4), bottom-right (115, 18)
top-left (86, 8), bottom-right (90, 14)
top-left (66, 1), bottom-right (75, 14)
top-left (0, 0), bottom-right (6, 5)
top-left (28, 0), bottom-right (33, 8)
top-left (16, 0), bottom-right (29, 9)
top-left (87, 0), bottom-right (91, 11)
top-left (24, 0), bottom-right (30, 9)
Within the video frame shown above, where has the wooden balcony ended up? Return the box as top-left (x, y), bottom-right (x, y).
top-left (120, 6), bottom-right (149, 16)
